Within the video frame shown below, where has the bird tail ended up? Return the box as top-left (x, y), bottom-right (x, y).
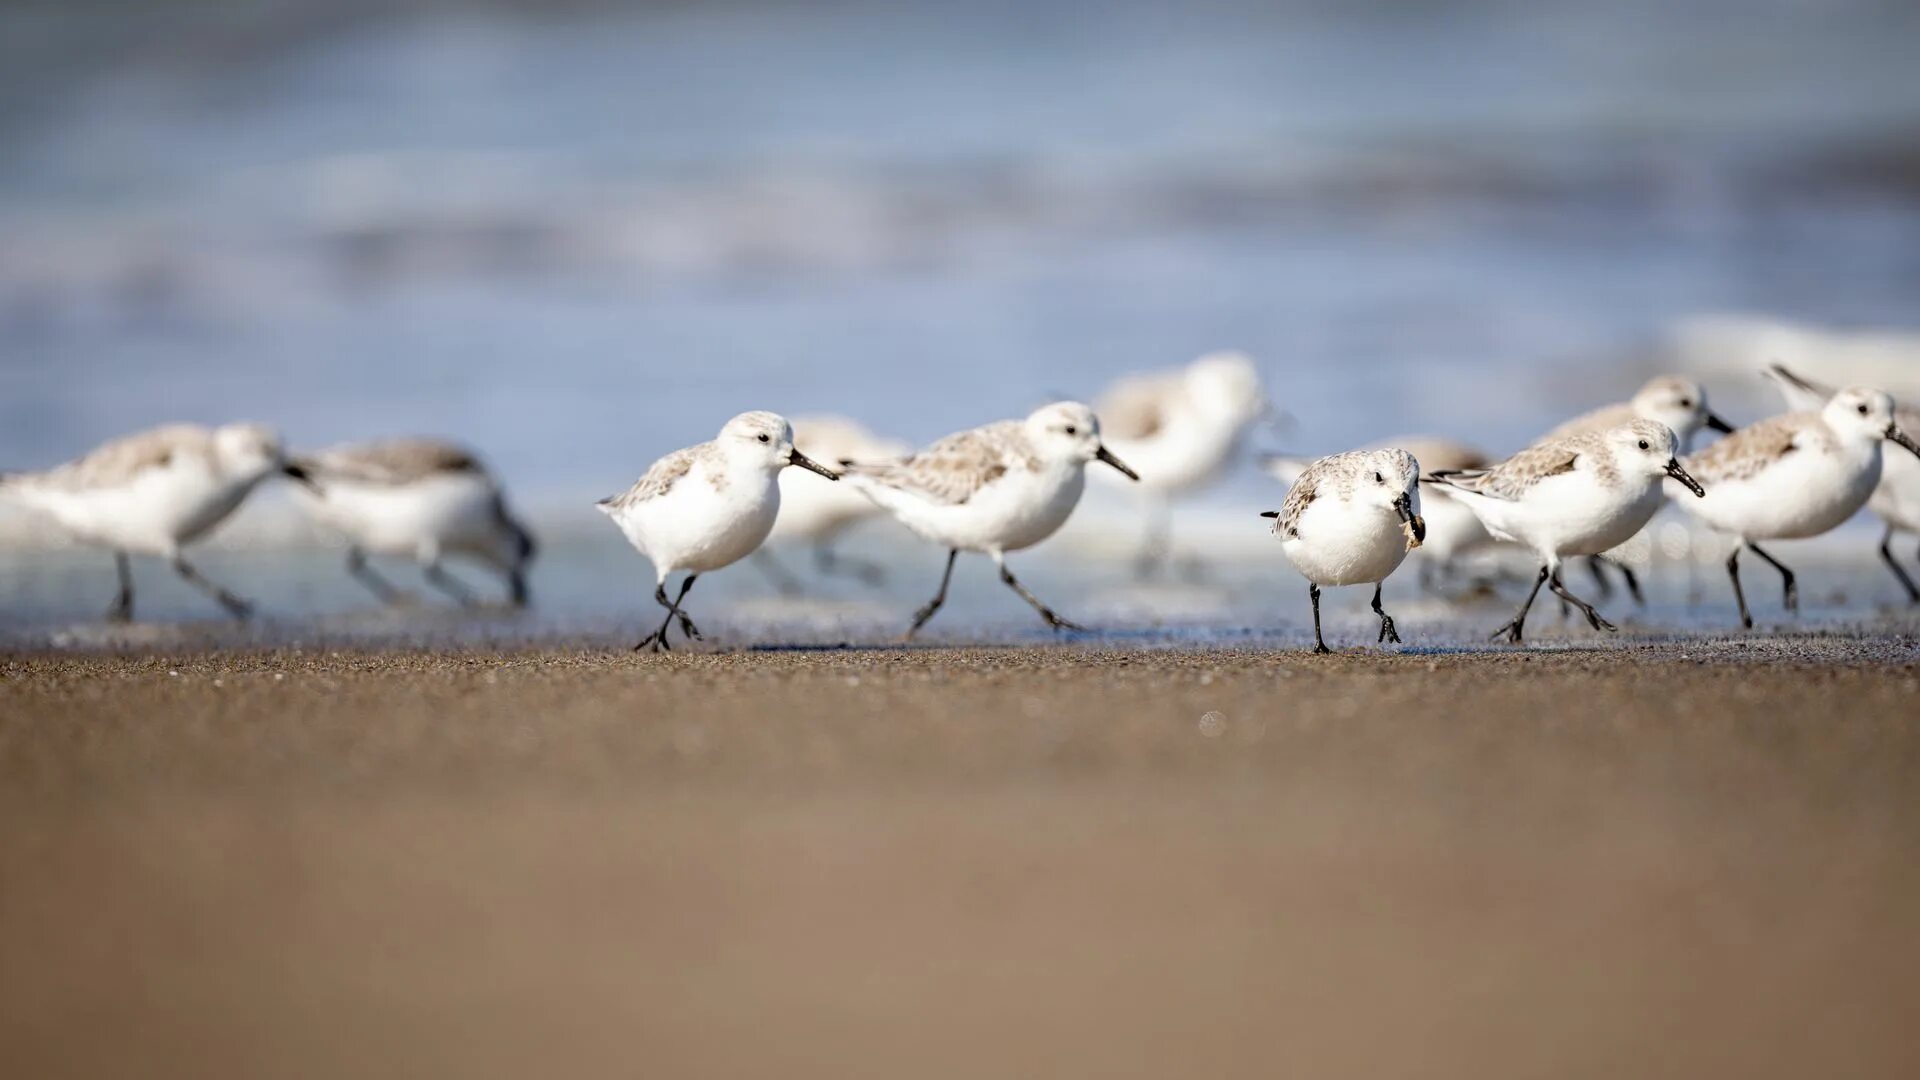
top-left (1421, 468), bottom-right (1485, 493)
top-left (1763, 362), bottom-right (1834, 412)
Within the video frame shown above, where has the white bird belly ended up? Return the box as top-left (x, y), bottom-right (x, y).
top-left (1280, 498), bottom-right (1410, 586)
top-left (1688, 448), bottom-right (1879, 541)
top-left (18, 462), bottom-right (252, 555)
top-left (302, 474), bottom-right (502, 560)
top-left (865, 467), bottom-right (1083, 554)
top-left (1468, 474), bottom-right (1662, 561)
top-left (618, 476), bottom-right (780, 575)
top-left (1099, 421), bottom-right (1235, 496)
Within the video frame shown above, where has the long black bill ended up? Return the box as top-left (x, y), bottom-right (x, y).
top-left (1888, 424), bottom-right (1920, 462)
top-left (1666, 458), bottom-right (1706, 498)
top-left (789, 448), bottom-right (841, 480)
top-left (1096, 444), bottom-right (1140, 481)
top-left (282, 462), bottom-right (319, 490)
top-left (1705, 412), bottom-right (1735, 434)
top-left (1393, 492), bottom-right (1427, 542)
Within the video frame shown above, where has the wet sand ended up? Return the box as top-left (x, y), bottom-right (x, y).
top-left (4, 638), bottom-right (1920, 1077)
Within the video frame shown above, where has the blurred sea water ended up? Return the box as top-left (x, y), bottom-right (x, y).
top-left (3, 0), bottom-right (1920, 629)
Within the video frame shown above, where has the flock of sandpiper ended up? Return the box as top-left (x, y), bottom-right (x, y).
top-left (1, 352), bottom-right (1915, 652)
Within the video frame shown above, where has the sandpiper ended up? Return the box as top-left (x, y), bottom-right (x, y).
top-left (597, 412), bottom-right (839, 651)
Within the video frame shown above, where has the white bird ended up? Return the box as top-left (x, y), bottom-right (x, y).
top-left (596, 411), bottom-right (840, 651)
top-left (1267, 436), bottom-right (1493, 593)
top-left (292, 438), bottom-right (536, 608)
top-left (1427, 420), bottom-right (1706, 643)
top-left (1536, 374), bottom-right (1734, 449)
top-left (0, 422), bottom-right (293, 620)
top-left (1093, 351), bottom-right (1267, 575)
top-left (1765, 364), bottom-right (1920, 604)
top-left (841, 402), bottom-right (1138, 638)
top-left (755, 415), bottom-right (910, 593)
top-left (1260, 448), bottom-right (1426, 653)
top-left (1675, 386), bottom-right (1920, 628)
top-left (1532, 374), bottom-right (1733, 604)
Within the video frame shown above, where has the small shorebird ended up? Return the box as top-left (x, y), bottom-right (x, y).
top-left (292, 438), bottom-right (536, 608)
top-left (1536, 374), bottom-right (1734, 448)
top-left (1268, 436), bottom-right (1493, 592)
top-left (1093, 351), bottom-right (1267, 575)
top-left (841, 402), bottom-right (1138, 638)
top-left (1765, 364), bottom-right (1920, 603)
top-left (1532, 374), bottom-right (1733, 603)
top-left (0, 422), bottom-right (294, 620)
top-left (1261, 448), bottom-right (1426, 653)
top-left (1427, 420), bottom-right (1706, 643)
top-left (1676, 386), bottom-right (1920, 627)
top-left (598, 411), bottom-right (839, 651)
top-left (755, 415), bottom-right (909, 593)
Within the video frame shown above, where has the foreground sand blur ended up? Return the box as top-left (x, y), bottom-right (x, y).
top-left (3, 640), bottom-right (1919, 1078)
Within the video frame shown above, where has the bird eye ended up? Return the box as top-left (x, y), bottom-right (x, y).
top-left (1063, 425), bottom-right (1077, 435)
top-left (1678, 399), bottom-right (1692, 408)
top-left (1373, 471), bottom-right (1384, 483)
top-left (1859, 404), bottom-right (1870, 416)
top-left (758, 433), bottom-right (771, 443)
top-left (1637, 440), bottom-right (1650, 450)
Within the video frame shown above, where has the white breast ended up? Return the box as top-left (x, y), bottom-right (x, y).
top-left (1468, 469), bottom-right (1664, 561)
top-left (1280, 496), bottom-right (1411, 587)
top-left (1687, 442), bottom-right (1881, 541)
top-left (1098, 409), bottom-right (1241, 495)
top-left (300, 473), bottom-right (503, 561)
top-left (18, 458), bottom-right (260, 556)
top-left (613, 465), bottom-right (781, 576)
top-left (865, 463), bottom-right (1085, 554)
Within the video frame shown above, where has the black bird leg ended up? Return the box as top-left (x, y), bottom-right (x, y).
top-left (1490, 565), bottom-right (1551, 644)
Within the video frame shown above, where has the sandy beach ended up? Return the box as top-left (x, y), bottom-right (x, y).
top-left (4, 637), bottom-right (1918, 1077)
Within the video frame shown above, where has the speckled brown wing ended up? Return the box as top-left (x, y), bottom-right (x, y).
top-left (1272, 470), bottom-right (1317, 538)
top-left (845, 421), bottom-right (1033, 506)
top-left (1683, 414), bottom-right (1812, 485)
top-left (305, 439), bottom-right (484, 486)
top-left (1537, 402), bottom-right (1636, 444)
top-left (599, 445), bottom-right (707, 512)
top-left (1444, 442), bottom-right (1582, 501)
top-left (36, 425), bottom-right (215, 490)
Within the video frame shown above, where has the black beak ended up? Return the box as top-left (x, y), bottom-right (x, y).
top-left (1887, 424), bottom-right (1920, 462)
top-left (1393, 491), bottom-right (1426, 542)
top-left (282, 462), bottom-right (319, 490)
top-left (1666, 458), bottom-right (1706, 498)
top-left (789, 448), bottom-right (841, 480)
top-left (1705, 412), bottom-right (1735, 434)
top-left (1096, 444), bottom-right (1139, 481)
